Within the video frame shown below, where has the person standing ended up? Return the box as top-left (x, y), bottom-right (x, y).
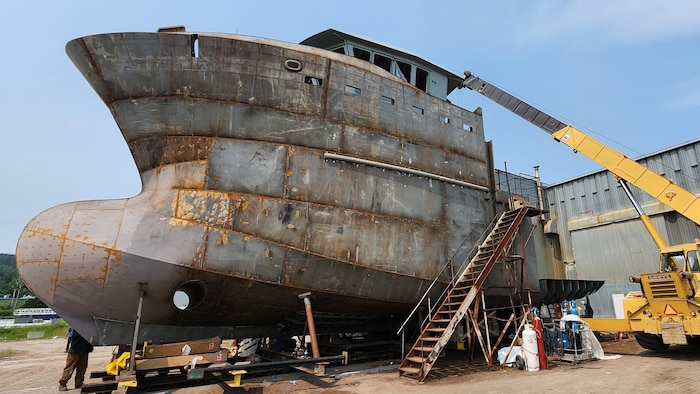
top-left (64, 326), bottom-right (73, 352)
top-left (59, 329), bottom-right (93, 391)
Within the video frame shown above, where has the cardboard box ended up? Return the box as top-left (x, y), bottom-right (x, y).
top-left (135, 349), bottom-right (229, 370)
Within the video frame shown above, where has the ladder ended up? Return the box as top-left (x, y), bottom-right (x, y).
top-left (398, 206), bottom-right (537, 382)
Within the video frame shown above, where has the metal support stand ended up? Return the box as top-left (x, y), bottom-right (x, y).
top-left (481, 292), bottom-right (492, 357)
top-left (298, 292), bottom-right (320, 358)
top-left (129, 288), bottom-right (145, 374)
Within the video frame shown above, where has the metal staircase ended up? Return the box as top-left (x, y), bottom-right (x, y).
top-left (398, 206), bottom-right (537, 382)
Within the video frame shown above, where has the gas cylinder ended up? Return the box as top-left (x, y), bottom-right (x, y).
top-left (522, 323), bottom-right (540, 371)
top-left (531, 308), bottom-right (547, 370)
top-left (570, 300), bottom-right (580, 330)
top-left (561, 300), bottom-right (569, 316)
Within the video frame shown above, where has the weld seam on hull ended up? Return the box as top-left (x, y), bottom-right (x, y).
top-left (324, 152), bottom-right (489, 192)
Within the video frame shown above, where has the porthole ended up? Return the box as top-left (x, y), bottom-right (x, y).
top-left (284, 59), bottom-right (303, 72)
top-left (173, 280), bottom-right (207, 310)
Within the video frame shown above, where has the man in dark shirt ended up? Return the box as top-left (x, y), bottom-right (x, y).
top-left (274, 323), bottom-right (294, 352)
top-left (59, 330), bottom-right (94, 391)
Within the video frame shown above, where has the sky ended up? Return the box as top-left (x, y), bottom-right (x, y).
top-left (1, 0), bottom-right (700, 253)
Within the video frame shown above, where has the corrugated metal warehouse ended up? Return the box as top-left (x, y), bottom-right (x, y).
top-left (543, 138), bottom-right (700, 318)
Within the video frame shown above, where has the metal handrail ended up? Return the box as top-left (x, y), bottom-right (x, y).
top-left (418, 211), bottom-right (503, 329)
top-left (396, 207), bottom-right (501, 335)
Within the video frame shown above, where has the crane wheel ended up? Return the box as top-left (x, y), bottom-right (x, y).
top-left (634, 333), bottom-right (670, 352)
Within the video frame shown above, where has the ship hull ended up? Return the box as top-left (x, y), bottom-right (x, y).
top-left (17, 31), bottom-right (491, 344)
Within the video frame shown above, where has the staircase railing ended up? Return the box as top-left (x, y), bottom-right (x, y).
top-left (396, 207), bottom-right (500, 337)
top-left (398, 206), bottom-right (534, 382)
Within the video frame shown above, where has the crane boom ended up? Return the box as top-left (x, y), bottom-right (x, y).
top-left (461, 71), bottom-right (700, 226)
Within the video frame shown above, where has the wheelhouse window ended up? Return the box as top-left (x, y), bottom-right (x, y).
top-left (352, 47), bottom-right (371, 61)
top-left (415, 67), bottom-right (428, 92)
top-left (395, 60), bottom-right (411, 82)
top-left (373, 53), bottom-right (392, 73)
top-left (344, 45), bottom-right (430, 94)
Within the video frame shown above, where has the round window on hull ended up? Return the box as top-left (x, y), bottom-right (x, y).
top-left (284, 59), bottom-right (303, 72)
top-left (173, 280), bottom-right (207, 310)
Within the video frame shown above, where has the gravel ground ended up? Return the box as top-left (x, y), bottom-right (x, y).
top-left (1, 336), bottom-right (699, 393)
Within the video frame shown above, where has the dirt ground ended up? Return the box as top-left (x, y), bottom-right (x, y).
top-left (1, 336), bottom-right (699, 393)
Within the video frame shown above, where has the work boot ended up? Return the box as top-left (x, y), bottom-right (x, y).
top-left (58, 384), bottom-right (68, 391)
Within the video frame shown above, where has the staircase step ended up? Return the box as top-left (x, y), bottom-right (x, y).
top-left (397, 207), bottom-right (532, 383)
top-left (399, 367), bottom-right (421, 375)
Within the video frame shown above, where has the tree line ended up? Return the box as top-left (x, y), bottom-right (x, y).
top-left (0, 254), bottom-right (44, 317)
top-left (0, 254), bottom-right (25, 297)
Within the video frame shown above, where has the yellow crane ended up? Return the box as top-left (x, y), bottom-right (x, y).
top-left (461, 71), bottom-right (700, 350)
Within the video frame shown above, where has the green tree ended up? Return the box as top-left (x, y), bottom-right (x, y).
top-left (0, 255), bottom-right (33, 306)
top-left (0, 254), bottom-right (17, 296)
top-left (21, 297), bottom-right (46, 308)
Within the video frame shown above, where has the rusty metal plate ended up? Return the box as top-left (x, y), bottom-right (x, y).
top-left (204, 228), bottom-right (286, 282)
top-left (287, 148), bottom-right (445, 223)
top-left (208, 139), bottom-right (287, 196)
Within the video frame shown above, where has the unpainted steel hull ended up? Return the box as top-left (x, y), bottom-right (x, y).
top-left (16, 31), bottom-right (491, 345)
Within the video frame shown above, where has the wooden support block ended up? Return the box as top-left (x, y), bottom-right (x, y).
top-left (661, 322), bottom-right (687, 345)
